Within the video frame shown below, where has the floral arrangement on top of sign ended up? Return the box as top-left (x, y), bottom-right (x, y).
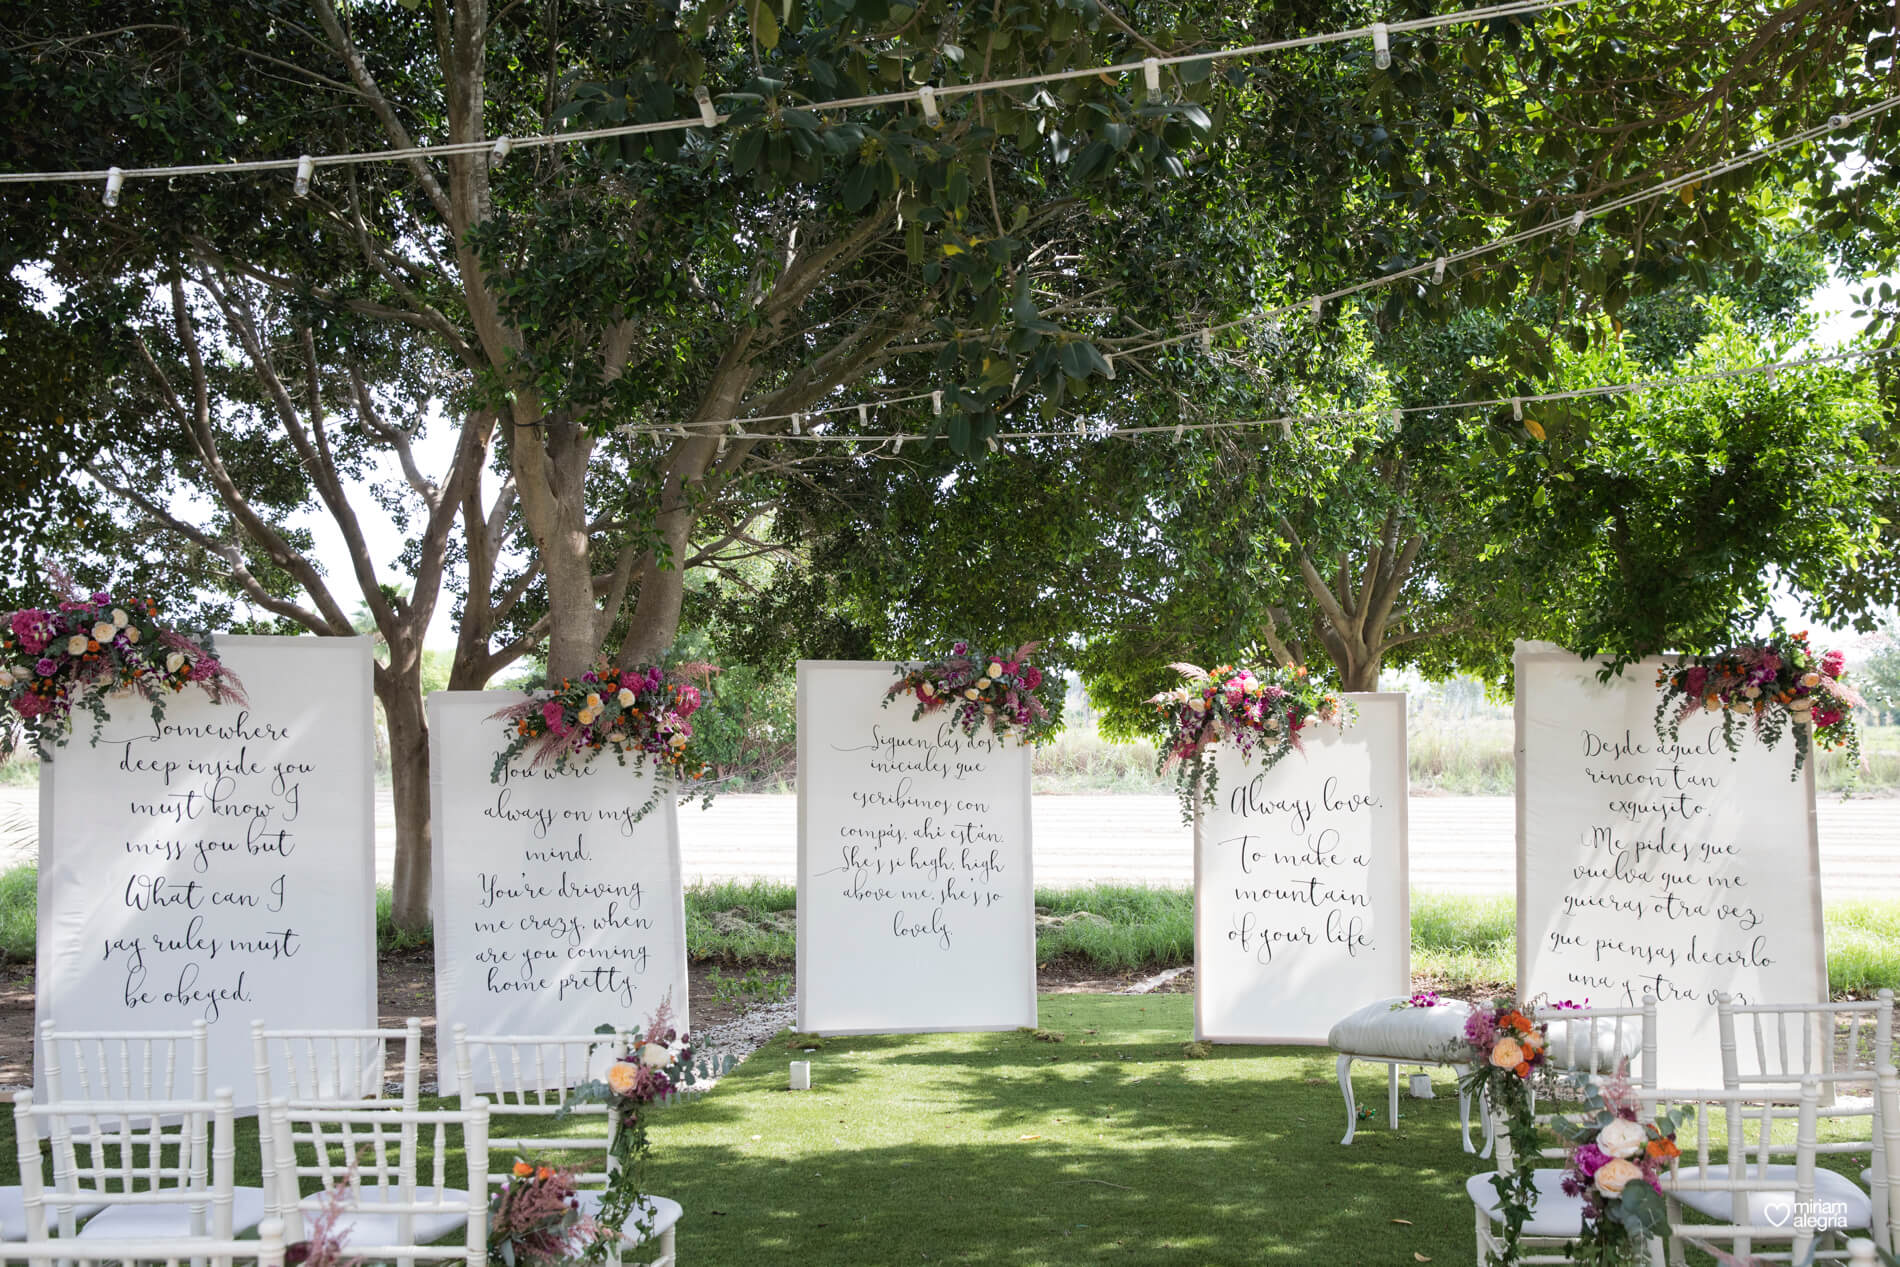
top-left (489, 659), bottom-right (719, 821)
top-left (1455, 998), bottom-right (1572, 1267)
top-left (1148, 663), bottom-right (1350, 821)
top-left (1653, 630), bottom-right (1863, 778)
top-left (1551, 1071), bottom-right (1687, 1267)
top-left (555, 997), bottom-right (732, 1260)
top-left (883, 640), bottom-right (1059, 745)
top-left (0, 580), bottom-right (245, 762)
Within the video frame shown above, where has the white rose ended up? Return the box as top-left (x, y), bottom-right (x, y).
top-left (1188, 697), bottom-right (1207, 714)
top-left (90, 622), bottom-right (114, 642)
top-left (987, 661), bottom-right (1003, 678)
top-left (111, 608), bottom-right (129, 627)
top-left (1597, 1117), bottom-right (1648, 1160)
top-left (124, 627), bottom-right (140, 644)
top-left (976, 677), bottom-right (992, 689)
top-left (1703, 698), bottom-right (1720, 712)
top-left (964, 688), bottom-right (979, 700)
top-left (1743, 685), bottom-right (1761, 699)
top-left (165, 652), bottom-right (186, 674)
top-left (577, 708), bottom-right (597, 725)
top-left (66, 635), bottom-right (88, 656)
top-left (1800, 671), bottom-right (1821, 688)
top-left (607, 731), bottom-right (626, 744)
top-left (638, 1042), bottom-right (668, 1068)
top-left (921, 682), bottom-right (936, 697)
top-left (617, 688), bottom-right (635, 707)
top-left (669, 732), bottom-right (688, 748)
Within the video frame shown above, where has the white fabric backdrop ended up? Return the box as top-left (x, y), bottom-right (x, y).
top-left (429, 691), bottom-right (689, 1047)
top-left (796, 661), bottom-right (1037, 1034)
top-left (1193, 692), bottom-right (1410, 1043)
top-left (36, 636), bottom-right (376, 1108)
top-left (1514, 641), bottom-right (1827, 1085)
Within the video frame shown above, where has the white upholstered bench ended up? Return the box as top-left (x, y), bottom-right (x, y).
top-left (1327, 997), bottom-right (1487, 1152)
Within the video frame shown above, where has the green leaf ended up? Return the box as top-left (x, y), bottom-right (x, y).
top-left (748, 0), bottom-right (780, 50)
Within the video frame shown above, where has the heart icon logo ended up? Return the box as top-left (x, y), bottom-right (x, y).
top-left (1763, 1200), bottom-right (1793, 1228)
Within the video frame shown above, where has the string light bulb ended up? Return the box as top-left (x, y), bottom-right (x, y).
top-left (1310, 297), bottom-right (1324, 324)
top-left (1200, 328), bottom-right (1214, 353)
top-left (1569, 209), bottom-right (1585, 235)
top-left (932, 390), bottom-right (943, 415)
top-left (491, 136), bottom-right (513, 163)
top-left (294, 155), bottom-right (315, 197)
top-left (1371, 22), bottom-right (1391, 69)
top-left (1104, 355), bottom-right (1116, 380)
top-left (790, 412), bottom-right (803, 435)
top-left (1830, 114), bottom-right (1849, 130)
top-left (695, 86), bottom-right (720, 128)
top-left (1511, 397), bottom-right (1524, 422)
top-left (1432, 256), bottom-right (1448, 284)
top-left (102, 167), bottom-right (124, 207)
top-left (1143, 58), bottom-right (1162, 100)
top-left (918, 85), bottom-right (942, 128)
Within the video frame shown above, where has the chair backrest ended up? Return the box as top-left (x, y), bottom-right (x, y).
top-left (264, 1098), bottom-right (490, 1263)
top-left (253, 1017), bottom-right (424, 1109)
top-left (450, 1026), bottom-right (630, 1190)
top-left (3, 1216), bottom-right (286, 1267)
top-left (1648, 1081), bottom-right (1825, 1264)
top-left (1718, 990), bottom-right (1894, 1093)
top-left (11, 1087), bottom-right (237, 1243)
top-left (39, 1019), bottom-right (209, 1103)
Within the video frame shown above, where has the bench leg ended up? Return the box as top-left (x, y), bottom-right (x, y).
top-left (1387, 1061), bottom-right (1400, 1128)
top-left (1337, 1053), bottom-right (1357, 1145)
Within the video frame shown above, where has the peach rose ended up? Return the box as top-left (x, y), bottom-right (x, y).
top-left (606, 1061), bottom-right (640, 1095)
top-left (1594, 1158), bottom-right (1643, 1197)
top-left (1490, 1037), bottom-right (1525, 1069)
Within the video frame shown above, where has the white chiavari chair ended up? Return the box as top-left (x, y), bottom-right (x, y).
top-left (1469, 998), bottom-right (1658, 1266)
top-left (2, 1216), bottom-right (287, 1266)
top-left (1650, 1080), bottom-right (1841, 1265)
top-left (452, 1026), bottom-right (683, 1266)
top-left (262, 1098), bottom-right (490, 1267)
top-left (252, 1016), bottom-right (424, 1109)
top-left (32, 1022), bottom-right (267, 1241)
top-left (1717, 990), bottom-right (1894, 1251)
top-left (12, 1086), bottom-right (248, 1256)
top-left (253, 1017), bottom-right (440, 1246)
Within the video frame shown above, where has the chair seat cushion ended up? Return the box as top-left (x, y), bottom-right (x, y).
top-left (1328, 998), bottom-right (1476, 1063)
top-left (0, 1186), bottom-right (106, 1241)
top-left (1467, 1169), bottom-right (1588, 1237)
top-left (1670, 1165), bottom-right (1870, 1230)
top-left (577, 1191), bottom-right (683, 1245)
top-left (77, 1185), bottom-right (267, 1239)
top-left (302, 1185), bottom-right (473, 1249)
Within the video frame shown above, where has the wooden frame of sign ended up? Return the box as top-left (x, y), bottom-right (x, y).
top-left (1513, 640), bottom-right (1829, 1086)
top-left (36, 635), bottom-right (377, 1108)
top-left (427, 690), bottom-right (691, 1047)
top-left (1192, 692), bottom-right (1411, 1045)
top-left (795, 660), bottom-right (1037, 1036)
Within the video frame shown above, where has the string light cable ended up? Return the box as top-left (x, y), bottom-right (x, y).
top-left (1, 0), bottom-right (1575, 194)
top-left (610, 99), bottom-right (1900, 443)
top-left (612, 343), bottom-right (1900, 449)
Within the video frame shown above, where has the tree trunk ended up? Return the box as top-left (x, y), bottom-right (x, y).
top-left (1338, 656), bottom-right (1381, 693)
top-left (377, 665), bottom-right (433, 934)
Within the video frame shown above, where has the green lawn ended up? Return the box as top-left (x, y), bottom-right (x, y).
top-left (2, 994), bottom-right (1883, 1264)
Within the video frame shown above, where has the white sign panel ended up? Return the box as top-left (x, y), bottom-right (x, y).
top-left (796, 661), bottom-right (1037, 1035)
top-left (1515, 641), bottom-right (1828, 1085)
top-left (429, 692), bottom-right (688, 1046)
top-left (1193, 693), bottom-right (1410, 1043)
top-left (37, 636), bottom-right (376, 1107)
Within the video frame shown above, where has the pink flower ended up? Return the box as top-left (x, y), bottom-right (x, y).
top-left (541, 701), bottom-right (568, 733)
top-left (1821, 649), bottom-right (1846, 677)
top-left (1813, 707), bottom-right (1843, 727)
top-left (9, 610), bottom-right (51, 655)
top-left (1021, 665), bottom-right (1043, 690)
top-left (15, 694), bottom-right (46, 719)
top-left (674, 684), bottom-right (701, 717)
top-left (34, 658), bottom-right (56, 677)
top-left (1681, 666), bottom-right (1708, 696)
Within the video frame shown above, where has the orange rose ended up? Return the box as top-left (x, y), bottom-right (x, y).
top-left (1646, 1138), bottom-right (1680, 1161)
top-left (512, 1161), bottom-right (533, 1178)
top-left (536, 1166), bottom-right (553, 1181)
top-left (1514, 1061), bottom-right (1531, 1077)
